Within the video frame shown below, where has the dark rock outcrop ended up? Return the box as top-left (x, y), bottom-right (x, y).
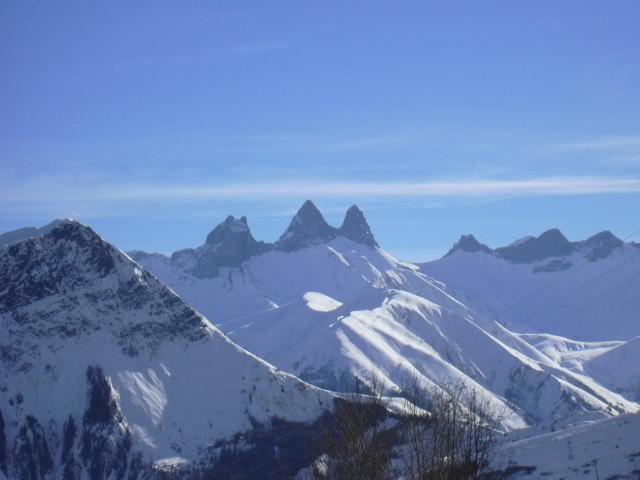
top-left (276, 200), bottom-right (337, 251)
top-left (495, 229), bottom-right (573, 263)
top-left (0, 409), bottom-right (6, 476)
top-left (446, 234), bottom-right (492, 256)
top-left (167, 216), bottom-right (271, 278)
top-left (129, 202), bottom-right (381, 275)
top-left (80, 366), bottom-right (132, 480)
top-left (337, 205), bottom-right (378, 248)
top-left (578, 230), bottom-right (624, 261)
top-left (12, 415), bottom-right (54, 480)
top-left (0, 220), bottom-right (208, 370)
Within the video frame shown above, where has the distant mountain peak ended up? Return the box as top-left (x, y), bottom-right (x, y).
top-left (205, 215), bottom-right (251, 245)
top-left (276, 200), bottom-right (336, 251)
top-left (292, 200), bottom-right (330, 229)
top-left (338, 205), bottom-right (378, 248)
top-left (496, 228), bottom-right (573, 263)
top-left (0, 221), bottom-right (207, 364)
top-left (579, 230), bottom-right (624, 261)
top-left (538, 228), bottom-right (569, 243)
top-left (446, 234), bottom-right (492, 256)
top-left (180, 215), bottom-right (270, 277)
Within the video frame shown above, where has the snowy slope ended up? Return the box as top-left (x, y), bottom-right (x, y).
top-left (133, 202), bottom-right (638, 432)
top-left (585, 337), bottom-right (640, 401)
top-left (493, 414), bottom-right (640, 479)
top-left (420, 231), bottom-right (640, 341)
top-left (0, 220), bottom-right (335, 478)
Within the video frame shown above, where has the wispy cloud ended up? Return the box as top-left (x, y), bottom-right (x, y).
top-left (2, 176), bottom-right (639, 218)
top-left (543, 135), bottom-right (640, 152)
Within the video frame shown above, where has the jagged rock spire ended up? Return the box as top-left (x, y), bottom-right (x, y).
top-left (185, 215), bottom-right (269, 277)
top-left (276, 200), bottom-right (336, 251)
top-left (338, 205), bottom-right (378, 248)
top-left (205, 215), bottom-right (251, 245)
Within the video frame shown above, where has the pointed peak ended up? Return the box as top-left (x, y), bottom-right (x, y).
top-left (346, 204), bottom-right (363, 215)
top-left (294, 200), bottom-right (327, 223)
top-left (276, 200), bottom-right (336, 251)
top-left (338, 205), bottom-right (378, 248)
top-left (195, 215), bottom-right (269, 275)
top-left (205, 215), bottom-right (252, 245)
top-left (47, 219), bottom-right (99, 242)
top-left (446, 234), bottom-right (492, 256)
top-left (538, 228), bottom-right (569, 243)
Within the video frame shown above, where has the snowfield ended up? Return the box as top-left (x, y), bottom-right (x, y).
top-left (494, 414), bottom-right (640, 479)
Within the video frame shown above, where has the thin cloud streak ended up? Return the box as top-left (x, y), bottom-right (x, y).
top-left (151, 177), bottom-right (640, 199)
top-left (3, 177), bottom-right (640, 209)
top-left (544, 135), bottom-right (640, 152)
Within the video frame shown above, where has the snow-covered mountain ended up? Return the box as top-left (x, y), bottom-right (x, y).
top-left (420, 229), bottom-right (640, 341)
top-left (0, 220), bottom-right (335, 479)
top-left (132, 202), bottom-right (638, 433)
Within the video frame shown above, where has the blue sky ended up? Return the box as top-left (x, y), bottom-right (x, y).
top-left (1, 1), bottom-right (640, 260)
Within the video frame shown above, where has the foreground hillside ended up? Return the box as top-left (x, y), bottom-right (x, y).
top-left (0, 221), bottom-right (334, 478)
top-left (493, 414), bottom-right (640, 479)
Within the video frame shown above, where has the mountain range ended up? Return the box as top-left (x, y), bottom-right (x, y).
top-left (2, 202), bottom-right (639, 479)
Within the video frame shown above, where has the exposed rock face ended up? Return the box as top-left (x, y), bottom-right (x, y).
top-left (496, 228), bottom-right (573, 263)
top-left (3, 367), bottom-right (140, 480)
top-left (79, 366), bottom-right (132, 480)
top-left (444, 228), bottom-right (627, 267)
top-left (276, 200), bottom-right (337, 251)
top-left (0, 219), bottom-right (334, 479)
top-left (446, 234), bottom-right (492, 256)
top-left (0, 220), bottom-right (207, 372)
top-left (0, 410), bottom-right (6, 476)
top-left (166, 215), bottom-right (271, 278)
top-left (197, 215), bottom-right (271, 275)
top-left (337, 205), bottom-right (378, 248)
top-left (579, 230), bottom-right (624, 261)
top-left (127, 201), bottom-right (381, 277)
top-left (12, 415), bottom-right (54, 480)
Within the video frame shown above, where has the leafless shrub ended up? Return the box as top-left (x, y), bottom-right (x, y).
top-left (314, 376), bottom-right (396, 480)
top-left (401, 379), bottom-right (502, 480)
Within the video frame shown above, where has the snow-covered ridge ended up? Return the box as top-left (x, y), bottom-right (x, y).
top-left (0, 220), bottom-right (335, 478)
top-left (422, 236), bottom-right (640, 340)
